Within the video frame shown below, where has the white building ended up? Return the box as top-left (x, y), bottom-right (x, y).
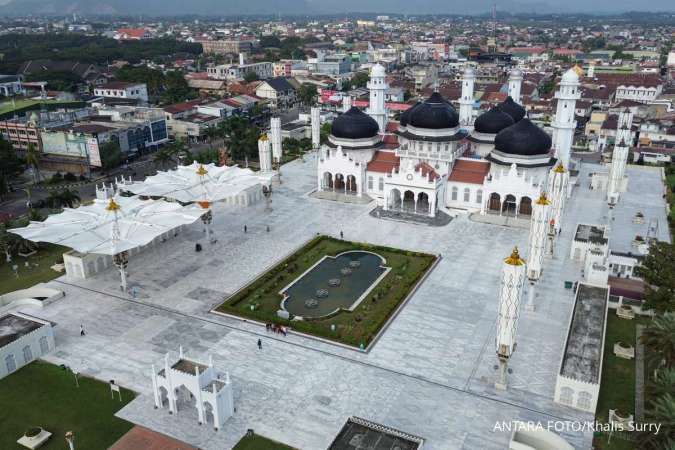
top-left (207, 62), bottom-right (273, 81)
top-left (1, 313), bottom-right (54, 379)
top-left (94, 82), bottom-right (149, 103)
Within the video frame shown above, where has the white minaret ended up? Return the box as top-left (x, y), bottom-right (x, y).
top-left (526, 193), bottom-right (551, 281)
top-left (459, 65), bottom-right (476, 129)
top-left (258, 134), bottom-right (272, 173)
top-left (342, 95), bottom-right (352, 113)
top-left (551, 68), bottom-right (581, 170)
top-left (367, 63), bottom-right (388, 132)
top-left (507, 68), bottom-right (523, 104)
top-left (311, 107), bottom-right (321, 150)
top-left (548, 163), bottom-right (569, 235)
top-left (270, 117), bottom-right (282, 163)
top-left (587, 62), bottom-right (595, 78)
top-left (607, 109), bottom-right (633, 203)
top-left (495, 247), bottom-right (526, 390)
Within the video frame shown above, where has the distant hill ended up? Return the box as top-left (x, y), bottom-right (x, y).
top-left (0, 0), bottom-right (673, 16)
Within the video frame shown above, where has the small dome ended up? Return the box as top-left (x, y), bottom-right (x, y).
top-left (331, 107), bottom-right (380, 140)
top-left (473, 106), bottom-right (515, 134)
top-left (407, 92), bottom-right (459, 129)
top-left (370, 63), bottom-right (386, 78)
top-left (509, 68), bottom-right (523, 79)
top-left (561, 68), bottom-right (580, 83)
top-left (494, 118), bottom-right (552, 156)
top-left (463, 66), bottom-right (476, 77)
top-left (499, 96), bottom-right (526, 123)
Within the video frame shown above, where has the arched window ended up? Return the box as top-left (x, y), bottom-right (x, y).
top-left (476, 189), bottom-right (483, 204)
top-left (577, 391), bottom-right (592, 410)
top-left (39, 336), bottom-right (49, 354)
top-left (378, 177), bottom-right (384, 191)
top-left (463, 188), bottom-right (470, 202)
top-left (22, 345), bottom-right (33, 363)
top-left (451, 186), bottom-right (458, 201)
top-left (559, 387), bottom-right (574, 405)
top-left (5, 354), bottom-right (16, 374)
top-left (367, 176), bottom-right (373, 190)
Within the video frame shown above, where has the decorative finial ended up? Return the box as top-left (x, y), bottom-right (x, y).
top-left (259, 133), bottom-right (269, 142)
top-left (535, 192), bottom-right (551, 205)
top-left (105, 198), bottom-right (120, 212)
top-left (554, 163), bottom-right (566, 173)
top-left (504, 247), bottom-right (525, 266)
top-left (196, 164), bottom-right (208, 176)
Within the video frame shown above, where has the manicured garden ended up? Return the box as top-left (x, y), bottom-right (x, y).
top-left (215, 235), bottom-right (436, 348)
top-left (0, 243), bottom-right (68, 296)
top-left (233, 433), bottom-right (296, 450)
top-left (0, 361), bottom-right (136, 450)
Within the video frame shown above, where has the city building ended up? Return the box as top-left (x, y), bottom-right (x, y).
top-left (94, 82), bottom-right (149, 104)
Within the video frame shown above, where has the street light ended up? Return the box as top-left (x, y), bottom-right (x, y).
top-left (65, 431), bottom-right (75, 450)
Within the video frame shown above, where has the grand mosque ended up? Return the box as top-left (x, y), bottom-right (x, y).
top-left (314, 63), bottom-right (584, 223)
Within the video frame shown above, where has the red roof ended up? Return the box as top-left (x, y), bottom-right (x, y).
top-left (110, 426), bottom-right (197, 450)
top-left (367, 151), bottom-right (400, 173)
top-left (448, 159), bottom-right (490, 184)
top-left (352, 100), bottom-right (413, 111)
top-left (385, 121), bottom-right (399, 133)
top-left (163, 99), bottom-right (203, 114)
top-left (416, 162), bottom-right (440, 181)
top-left (481, 92), bottom-right (508, 103)
top-left (116, 28), bottom-right (148, 39)
top-left (608, 276), bottom-right (644, 301)
top-left (382, 134), bottom-right (399, 149)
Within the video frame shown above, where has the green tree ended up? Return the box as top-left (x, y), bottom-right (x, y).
top-left (219, 116), bottom-right (260, 161)
top-left (320, 122), bottom-right (331, 145)
top-left (0, 136), bottom-right (23, 199)
top-left (640, 393), bottom-right (675, 450)
top-left (637, 241), bottom-right (675, 314)
top-left (243, 71), bottom-right (260, 83)
top-left (161, 70), bottom-right (197, 105)
top-left (649, 367), bottom-right (675, 398)
top-left (298, 84), bottom-right (318, 106)
top-left (25, 143), bottom-right (41, 184)
top-left (641, 313), bottom-right (675, 370)
top-left (350, 71), bottom-right (370, 89)
top-left (99, 140), bottom-right (123, 170)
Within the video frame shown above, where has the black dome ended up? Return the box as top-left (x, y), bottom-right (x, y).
top-left (499, 96), bottom-right (527, 123)
top-left (331, 107), bottom-right (380, 140)
top-left (399, 102), bottom-right (420, 127)
top-left (494, 118), bottom-right (552, 156)
top-left (474, 106), bottom-right (515, 134)
top-left (407, 92), bottom-right (459, 129)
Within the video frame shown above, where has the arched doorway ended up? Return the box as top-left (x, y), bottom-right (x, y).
top-left (418, 192), bottom-right (430, 215)
top-left (403, 190), bottom-right (415, 212)
top-left (489, 193), bottom-right (501, 212)
top-left (519, 196), bottom-right (533, 216)
top-left (346, 175), bottom-right (357, 194)
top-left (334, 173), bottom-right (345, 191)
top-left (158, 386), bottom-right (169, 407)
top-left (203, 401), bottom-right (214, 425)
top-left (502, 194), bottom-right (517, 216)
top-left (389, 188), bottom-right (402, 210)
top-left (175, 385), bottom-right (195, 412)
top-left (322, 172), bottom-right (333, 190)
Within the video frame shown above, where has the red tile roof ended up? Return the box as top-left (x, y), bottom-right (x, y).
top-left (367, 151), bottom-right (400, 173)
top-left (382, 134), bottom-right (399, 149)
top-left (109, 426), bottom-right (197, 450)
top-left (385, 121), bottom-right (399, 133)
top-left (448, 159), bottom-right (490, 184)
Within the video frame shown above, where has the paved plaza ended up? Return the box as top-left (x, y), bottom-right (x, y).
top-left (9, 155), bottom-right (669, 449)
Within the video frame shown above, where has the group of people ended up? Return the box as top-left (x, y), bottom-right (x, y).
top-left (265, 323), bottom-right (287, 336)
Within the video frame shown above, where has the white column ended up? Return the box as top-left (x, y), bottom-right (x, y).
top-left (459, 65), bottom-right (476, 129)
top-left (258, 135), bottom-right (273, 173)
top-left (310, 107), bottom-right (321, 150)
top-left (548, 163), bottom-right (569, 234)
top-left (551, 68), bottom-right (581, 170)
top-left (526, 193), bottom-right (551, 281)
top-left (270, 117), bottom-right (282, 162)
top-left (495, 247), bottom-right (526, 390)
top-left (607, 109), bottom-right (633, 203)
top-left (195, 366), bottom-right (205, 425)
top-left (342, 95), bottom-right (352, 113)
top-left (151, 365), bottom-right (161, 409)
top-left (366, 63), bottom-right (388, 132)
top-left (507, 68), bottom-right (523, 104)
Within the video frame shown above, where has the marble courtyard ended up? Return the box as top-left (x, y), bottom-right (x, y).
top-left (14, 155), bottom-right (667, 449)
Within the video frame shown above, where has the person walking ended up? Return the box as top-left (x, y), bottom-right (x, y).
top-left (257, 338), bottom-right (262, 350)
top-left (244, 225), bottom-right (247, 233)
top-left (266, 225), bottom-right (270, 233)
top-left (79, 324), bottom-right (85, 336)
top-left (340, 230), bottom-right (344, 239)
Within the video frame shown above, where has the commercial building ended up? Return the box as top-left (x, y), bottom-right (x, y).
top-left (94, 82), bottom-right (149, 103)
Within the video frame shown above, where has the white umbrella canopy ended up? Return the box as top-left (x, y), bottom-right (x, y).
top-left (122, 161), bottom-right (270, 204)
top-left (9, 195), bottom-right (205, 255)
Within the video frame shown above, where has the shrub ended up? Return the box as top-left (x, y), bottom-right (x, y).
top-left (50, 172), bottom-right (63, 184)
top-left (25, 427), bottom-right (42, 438)
top-left (63, 172), bottom-right (77, 182)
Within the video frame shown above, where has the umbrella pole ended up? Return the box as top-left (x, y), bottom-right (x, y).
top-left (113, 251), bottom-right (129, 294)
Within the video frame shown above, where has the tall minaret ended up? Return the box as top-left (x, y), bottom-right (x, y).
top-left (459, 65), bottom-right (476, 129)
top-left (548, 163), bottom-right (569, 234)
top-left (526, 193), bottom-right (551, 281)
top-left (607, 109), bottom-right (633, 203)
top-left (507, 68), bottom-right (523, 104)
top-left (367, 63), bottom-right (388, 132)
top-left (311, 107), bottom-right (321, 150)
top-left (551, 68), bottom-right (581, 170)
top-left (258, 134), bottom-right (272, 173)
top-left (495, 247), bottom-right (526, 390)
top-left (270, 117), bottom-right (282, 163)
top-left (342, 95), bottom-right (352, 113)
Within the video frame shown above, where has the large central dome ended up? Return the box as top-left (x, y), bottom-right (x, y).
top-left (406, 92), bottom-right (459, 129)
top-left (331, 107), bottom-right (380, 140)
top-left (494, 118), bottom-right (552, 156)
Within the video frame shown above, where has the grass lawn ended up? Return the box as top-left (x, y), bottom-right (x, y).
top-left (0, 99), bottom-right (80, 115)
top-left (0, 361), bottom-right (136, 450)
top-left (592, 314), bottom-right (650, 450)
top-left (232, 433), bottom-right (296, 450)
top-left (0, 244), bottom-right (68, 296)
top-left (215, 235), bottom-right (436, 348)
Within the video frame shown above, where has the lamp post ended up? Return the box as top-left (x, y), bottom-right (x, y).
top-left (262, 185), bottom-right (272, 212)
top-left (65, 431), bottom-right (75, 450)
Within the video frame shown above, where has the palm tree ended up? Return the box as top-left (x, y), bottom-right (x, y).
top-left (641, 313), bottom-right (675, 370)
top-left (205, 125), bottom-right (221, 147)
top-left (649, 367), bottom-right (675, 398)
top-left (0, 224), bottom-right (13, 263)
top-left (153, 149), bottom-right (173, 169)
top-left (639, 393), bottom-right (675, 450)
top-left (58, 189), bottom-right (80, 208)
top-left (25, 143), bottom-right (41, 184)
